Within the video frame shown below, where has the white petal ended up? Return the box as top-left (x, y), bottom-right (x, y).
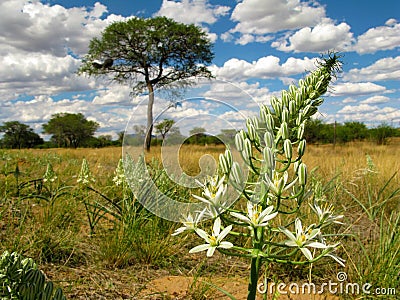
top-left (325, 253), bottom-right (346, 267)
top-left (192, 194), bottom-right (210, 203)
top-left (279, 226), bottom-right (297, 242)
top-left (218, 225), bottom-right (232, 242)
top-left (247, 201), bottom-right (254, 215)
top-left (260, 211), bottom-right (278, 223)
top-left (195, 229), bottom-right (210, 243)
top-left (189, 244), bottom-right (210, 254)
top-left (300, 247), bottom-right (313, 260)
top-left (295, 218), bottom-right (303, 238)
top-left (308, 228), bottom-right (320, 239)
top-left (306, 241), bottom-right (327, 249)
top-left (207, 246), bottom-right (216, 257)
top-left (218, 241), bottom-right (234, 249)
top-left (284, 240), bottom-right (298, 247)
top-left (213, 217), bottom-right (222, 236)
top-left (171, 227), bottom-right (186, 236)
top-left (231, 212), bottom-right (251, 223)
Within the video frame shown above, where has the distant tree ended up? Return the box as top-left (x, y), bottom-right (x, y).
top-left (155, 119), bottom-right (175, 142)
top-left (218, 129), bottom-right (237, 145)
top-left (189, 127), bottom-right (206, 136)
top-left (0, 121), bottom-right (43, 149)
top-left (117, 131), bottom-right (125, 145)
top-left (42, 113), bottom-right (99, 148)
top-left (97, 135), bottom-right (113, 147)
top-left (369, 123), bottom-right (398, 145)
top-left (188, 127), bottom-right (207, 144)
top-left (304, 119), bottom-right (326, 143)
top-left (78, 16), bottom-right (214, 151)
top-left (335, 121), bottom-right (367, 143)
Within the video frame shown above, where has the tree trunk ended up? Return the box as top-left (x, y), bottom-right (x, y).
top-left (144, 83), bottom-right (155, 152)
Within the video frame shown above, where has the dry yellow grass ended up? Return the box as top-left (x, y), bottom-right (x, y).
top-left (9, 140), bottom-right (398, 184)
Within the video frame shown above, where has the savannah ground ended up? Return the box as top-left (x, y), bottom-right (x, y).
top-left (0, 141), bottom-right (399, 299)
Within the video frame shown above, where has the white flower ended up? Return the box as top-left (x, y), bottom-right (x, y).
top-left (279, 218), bottom-right (327, 260)
top-left (231, 202), bottom-right (278, 228)
top-left (77, 159), bottom-right (95, 185)
top-left (112, 159), bottom-right (126, 186)
top-left (264, 171), bottom-right (297, 196)
top-left (189, 217), bottom-right (233, 257)
top-left (43, 163), bottom-right (57, 183)
top-left (192, 175), bottom-right (228, 218)
top-left (310, 199), bottom-right (344, 227)
top-left (172, 209), bottom-right (206, 236)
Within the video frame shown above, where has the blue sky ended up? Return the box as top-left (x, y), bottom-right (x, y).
top-left (1, 0), bottom-right (399, 138)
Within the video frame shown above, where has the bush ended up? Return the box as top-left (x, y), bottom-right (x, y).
top-left (0, 251), bottom-right (66, 299)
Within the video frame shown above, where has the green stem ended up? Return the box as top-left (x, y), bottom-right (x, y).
top-left (247, 253), bottom-right (262, 300)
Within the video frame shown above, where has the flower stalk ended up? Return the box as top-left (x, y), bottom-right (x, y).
top-left (173, 53), bottom-right (345, 300)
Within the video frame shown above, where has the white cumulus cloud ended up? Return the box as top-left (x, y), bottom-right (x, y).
top-left (344, 56), bottom-right (400, 82)
top-left (330, 82), bottom-right (387, 97)
top-left (230, 0), bottom-right (325, 34)
top-left (353, 19), bottom-right (400, 54)
top-left (155, 0), bottom-right (230, 25)
top-left (360, 95), bottom-right (390, 104)
top-left (211, 55), bottom-right (317, 81)
top-left (272, 20), bottom-right (354, 53)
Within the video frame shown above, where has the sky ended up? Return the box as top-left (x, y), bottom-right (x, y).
top-left (1, 0), bottom-right (399, 139)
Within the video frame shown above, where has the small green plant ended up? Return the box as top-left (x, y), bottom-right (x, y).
top-left (172, 53), bottom-right (345, 300)
top-left (0, 251), bottom-right (66, 299)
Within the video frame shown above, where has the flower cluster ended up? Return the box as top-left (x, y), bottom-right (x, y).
top-left (192, 175), bottom-right (228, 218)
top-left (112, 158), bottom-right (126, 186)
top-left (77, 158), bottom-right (95, 185)
top-left (43, 163), bottom-right (57, 183)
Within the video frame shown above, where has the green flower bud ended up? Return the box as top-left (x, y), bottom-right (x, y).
top-left (271, 96), bottom-right (282, 117)
top-left (297, 122), bottom-right (305, 140)
top-left (235, 132), bottom-right (244, 151)
top-left (289, 100), bottom-right (296, 115)
top-left (265, 114), bottom-right (275, 132)
top-left (281, 90), bottom-right (290, 108)
top-left (302, 104), bottom-right (312, 116)
top-left (243, 138), bottom-right (252, 161)
top-left (246, 119), bottom-right (257, 141)
top-left (252, 116), bottom-right (260, 129)
top-left (230, 161), bottom-right (244, 186)
top-left (312, 98), bottom-right (324, 107)
top-left (280, 122), bottom-right (289, 140)
top-left (298, 163), bottom-right (307, 185)
top-left (297, 139), bottom-right (306, 157)
top-left (300, 86), bottom-right (308, 101)
top-left (225, 149), bottom-right (233, 166)
top-left (219, 153), bottom-right (229, 174)
top-left (284, 139), bottom-right (293, 160)
top-left (263, 147), bottom-right (275, 171)
top-left (219, 149), bottom-right (233, 174)
top-left (305, 106), bottom-right (317, 118)
top-left (264, 131), bottom-right (274, 148)
top-left (282, 107), bottom-right (289, 123)
top-left (293, 161), bottom-right (300, 173)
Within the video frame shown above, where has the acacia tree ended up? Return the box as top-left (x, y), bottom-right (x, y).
top-left (0, 121), bottom-right (43, 149)
top-left (155, 119), bottom-right (175, 142)
top-left (42, 113), bottom-right (99, 148)
top-left (78, 16), bottom-right (214, 151)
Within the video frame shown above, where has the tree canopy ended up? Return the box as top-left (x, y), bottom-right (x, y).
top-left (78, 16), bottom-right (214, 151)
top-left (155, 119), bottom-right (175, 142)
top-left (42, 113), bottom-right (99, 148)
top-left (0, 121), bottom-right (43, 149)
